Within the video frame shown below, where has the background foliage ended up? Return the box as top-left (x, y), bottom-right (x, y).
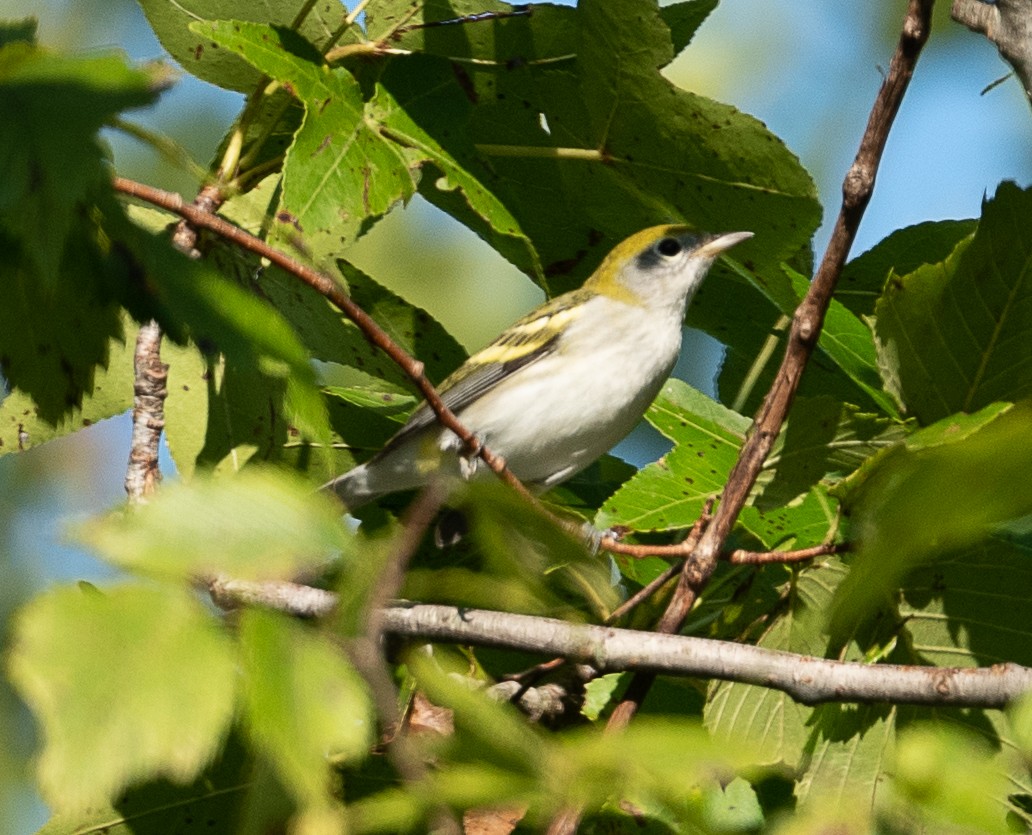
top-left (2, 1), bottom-right (1032, 833)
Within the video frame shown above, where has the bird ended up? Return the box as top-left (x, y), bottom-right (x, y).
top-left (324, 224), bottom-right (752, 509)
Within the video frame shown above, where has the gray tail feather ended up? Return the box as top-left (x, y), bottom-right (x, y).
top-left (321, 463), bottom-right (376, 511)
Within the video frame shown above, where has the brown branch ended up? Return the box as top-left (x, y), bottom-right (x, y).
top-left (124, 320), bottom-right (168, 504)
top-left (953, 0), bottom-right (1032, 107)
top-left (111, 176), bottom-right (526, 499)
top-left (206, 588), bottom-right (1032, 709)
top-left (597, 0), bottom-right (936, 764)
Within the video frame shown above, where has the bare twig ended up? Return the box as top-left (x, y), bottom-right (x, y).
top-left (597, 0), bottom-right (936, 770)
top-left (953, 0), bottom-right (1032, 107)
top-left (124, 185), bottom-right (224, 504)
top-left (206, 588), bottom-right (1032, 709)
top-left (124, 320), bottom-right (168, 504)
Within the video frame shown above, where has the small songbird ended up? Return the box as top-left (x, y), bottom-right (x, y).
top-left (325, 225), bottom-right (752, 509)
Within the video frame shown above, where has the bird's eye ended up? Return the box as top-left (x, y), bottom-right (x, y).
top-left (657, 237), bottom-right (682, 257)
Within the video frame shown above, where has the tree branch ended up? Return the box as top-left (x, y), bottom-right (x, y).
top-left (206, 585), bottom-right (1032, 709)
top-left (124, 320), bottom-right (167, 504)
top-left (600, 0), bottom-right (937, 742)
top-left (953, 0), bottom-right (1032, 107)
top-left (111, 176), bottom-right (525, 498)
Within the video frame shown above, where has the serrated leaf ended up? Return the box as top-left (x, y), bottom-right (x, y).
top-left (194, 20), bottom-right (414, 265)
top-left (73, 469), bottom-right (351, 580)
top-left (239, 610), bottom-right (373, 812)
top-left (0, 320), bottom-right (136, 455)
top-left (874, 182), bottom-right (1032, 424)
top-left (705, 558), bottom-right (849, 768)
top-left (138, 0), bottom-right (349, 93)
top-left (413, 0), bottom-right (819, 295)
top-left (596, 381), bottom-right (747, 532)
top-left (0, 44), bottom-right (158, 282)
top-left (0, 225), bottom-right (126, 424)
top-left (7, 584), bottom-right (236, 812)
top-left (839, 219), bottom-right (976, 319)
top-left (784, 266), bottom-right (900, 417)
top-left (581, 673), bottom-right (625, 722)
top-left (832, 401), bottom-right (1032, 633)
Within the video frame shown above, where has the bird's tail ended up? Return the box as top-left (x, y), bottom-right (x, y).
top-left (322, 463), bottom-right (379, 511)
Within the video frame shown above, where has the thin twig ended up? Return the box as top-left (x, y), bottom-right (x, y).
top-left (594, 0), bottom-right (936, 781)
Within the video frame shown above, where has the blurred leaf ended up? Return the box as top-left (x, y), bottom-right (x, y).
top-left (73, 469), bottom-right (351, 579)
top-left (36, 733), bottom-right (252, 835)
top-left (239, 610), bottom-right (373, 813)
top-left (7, 584), bottom-right (236, 812)
top-left (0, 42), bottom-right (158, 282)
top-left (700, 776), bottom-right (764, 832)
top-left (0, 319), bottom-right (135, 455)
top-left (405, 482), bottom-right (619, 619)
top-left (137, 0), bottom-right (348, 93)
top-left (886, 724), bottom-right (1014, 834)
top-left (874, 182), bottom-right (1032, 424)
top-left (123, 222), bottom-right (331, 443)
top-left (839, 219), bottom-right (975, 319)
top-left (832, 401), bottom-right (1032, 632)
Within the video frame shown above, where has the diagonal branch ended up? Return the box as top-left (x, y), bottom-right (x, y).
top-left (601, 0), bottom-right (937, 739)
top-left (111, 176), bottom-right (526, 497)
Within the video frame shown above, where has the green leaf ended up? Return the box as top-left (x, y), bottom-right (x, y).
top-left (839, 219), bottom-right (976, 319)
top-left (137, 0), bottom-right (349, 93)
top-left (793, 703), bottom-right (896, 812)
top-left (239, 610), bottom-right (373, 812)
top-left (0, 44), bottom-right (159, 282)
top-left (0, 317), bottom-right (136, 453)
top-left (0, 222), bottom-right (127, 424)
top-left (874, 182), bottom-right (1032, 424)
top-left (374, 55), bottom-right (540, 278)
top-left (898, 540), bottom-right (1032, 668)
top-left (753, 396), bottom-right (908, 511)
top-left (124, 223), bottom-right (330, 443)
top-left (784, 266), bottom-right (900, 417)
top-left (414, 0), bottom-right (819, 294)
top-left (888, 723), bottom-right (1015, 834)
top-left (832, 401), bottom-right (1032, 632)
top-left (7, 584), bottom-right (236, 812)
top-left (660, 1), bottom-right (720, 59)
top-left (705, 558), bottom-right (850, 769)
top-left (581, 673), bottom-right (625, 721)
top-left (73, 469), bottom-right (351, 580)
top-left (596, 380), bottom-right (748, 532)
top-left (194, 20), bottom-right (415, 265)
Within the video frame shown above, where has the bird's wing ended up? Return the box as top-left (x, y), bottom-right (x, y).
top-left (374, 290), bottom-right (586, 455)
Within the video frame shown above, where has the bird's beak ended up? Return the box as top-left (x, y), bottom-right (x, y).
top-left (696, 230), bottom-right (754, 258)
